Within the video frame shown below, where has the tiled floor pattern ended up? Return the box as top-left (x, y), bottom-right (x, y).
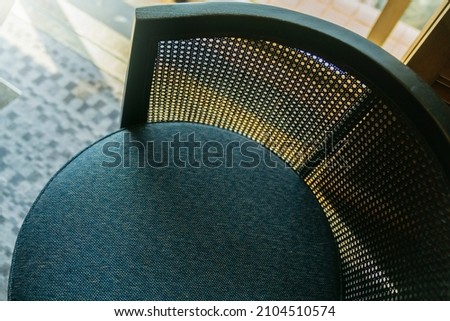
top-left (0, 15), bottom-right (123, 300)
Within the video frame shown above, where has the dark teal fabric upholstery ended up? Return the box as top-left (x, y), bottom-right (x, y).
top-left (9, 122), bottom-right (341, 300)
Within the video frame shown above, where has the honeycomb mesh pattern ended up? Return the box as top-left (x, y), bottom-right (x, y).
top-left (148, 37), bottom-right (450, 300)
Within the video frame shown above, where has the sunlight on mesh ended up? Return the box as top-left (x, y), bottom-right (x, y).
top-left (148, 36), bottom-right (450, 300)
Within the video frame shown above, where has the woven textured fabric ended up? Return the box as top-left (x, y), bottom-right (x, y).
top-left (9, 122), bottom-right (341, 300)
top-left (147, 37), bottom-right (450, 300)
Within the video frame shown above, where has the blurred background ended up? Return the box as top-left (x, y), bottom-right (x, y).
top-left (0, 0), bottom-right (445, 300)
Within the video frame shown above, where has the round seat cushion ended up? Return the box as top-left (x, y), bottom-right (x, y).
top-left (8, 122), bottom-right (341, 300)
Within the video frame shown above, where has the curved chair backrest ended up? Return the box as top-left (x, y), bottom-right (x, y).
top-left (120, 3), bottom-right (450, 300)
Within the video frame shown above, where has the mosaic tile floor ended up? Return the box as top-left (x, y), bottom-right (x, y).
top-left (0, 15), bottom-right (123, 300)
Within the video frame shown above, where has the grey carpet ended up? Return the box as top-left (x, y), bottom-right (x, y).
top-left (0, 15), bottom-right (122, 300)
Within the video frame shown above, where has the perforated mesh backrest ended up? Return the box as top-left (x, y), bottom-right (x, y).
top-left (124, 4), bottom-right (450, 300)
top-left (147, 36), bottom-right (449, 300)
top-left (149, 38), bottom-right (369, 171)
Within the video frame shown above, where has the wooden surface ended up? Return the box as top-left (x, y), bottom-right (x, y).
top-left (406, 2), bottom-right (450, 105)
top-left (367, 0), bottom-right (411, 46)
